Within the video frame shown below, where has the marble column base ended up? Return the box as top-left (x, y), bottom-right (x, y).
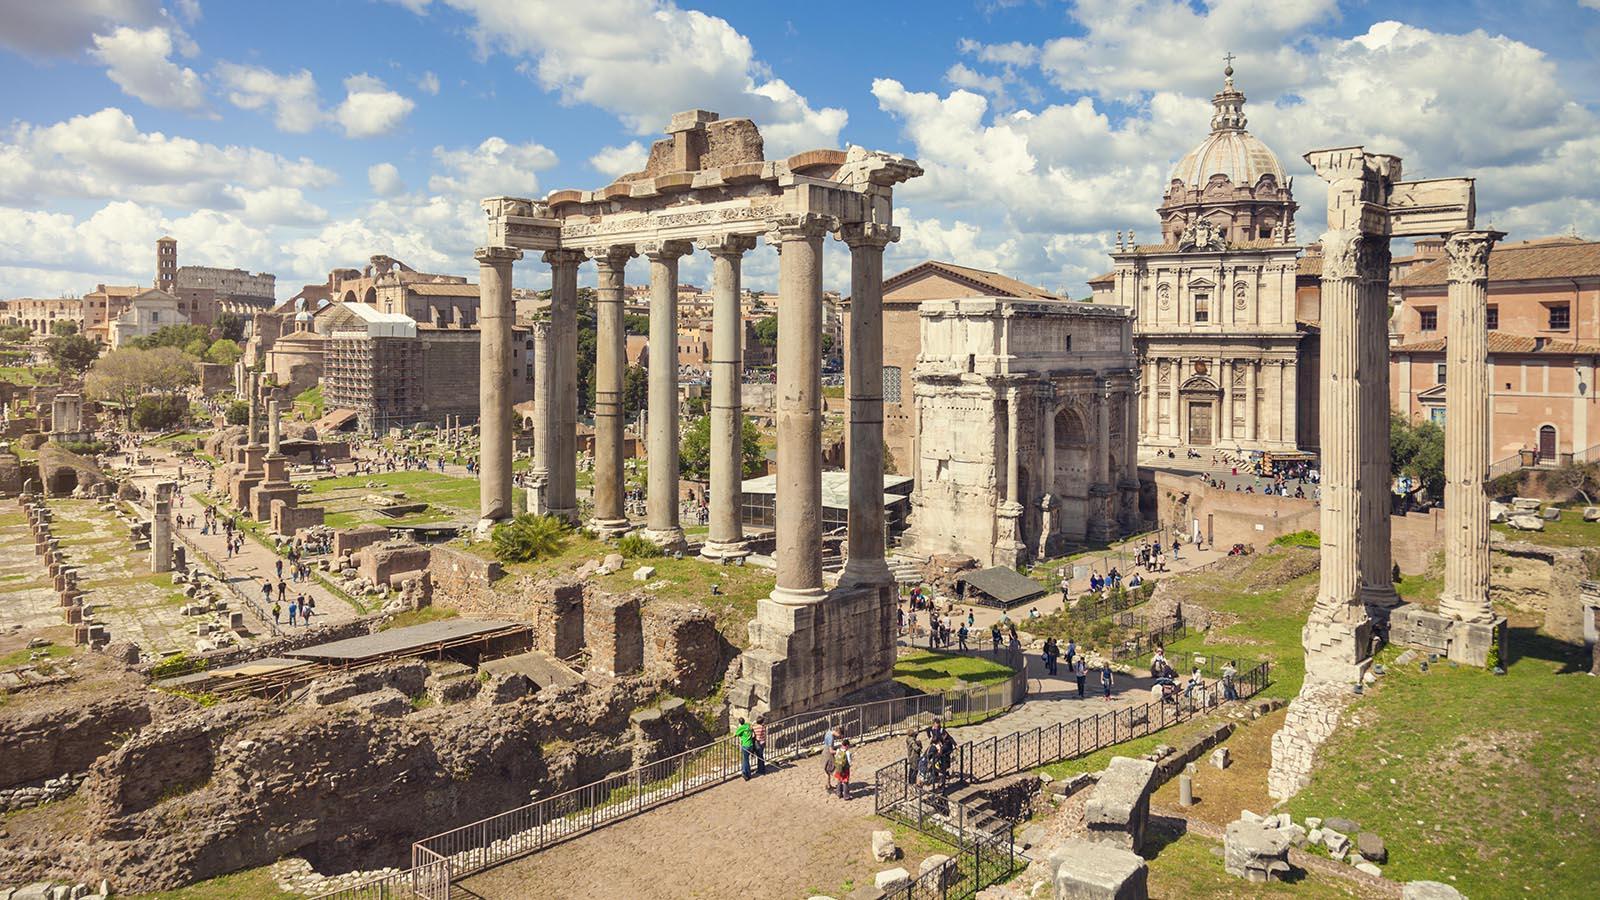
top-left (839, 556), bottom-right (893, 588)
top-left (589, 516), bottom-right (632, 538)
top-left (1389, 603), bottom-right (1506, 668)
top-left (700, 538), bottom-right (751, 561)
top-left (1301, 617), bottom-right (1373, 686)
top-left (641, 526), bottom-right (686, 553)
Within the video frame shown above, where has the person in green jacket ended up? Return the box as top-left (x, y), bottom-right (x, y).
top-left (734, 717), bottom-right (756, 780)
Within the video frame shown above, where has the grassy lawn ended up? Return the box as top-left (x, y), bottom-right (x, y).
top-left (380, 606), bottom-right (459, 631)
top-left (1143, 828), bottom-right (1381, 899)
top-left (125, 866), bottom-right (296, 900)
top-left (303, 469), bottom-right (483, 529)
top-left (293, 384), bottom-right (324, 420)
top-left (1491, 502), bottom-right (1600, 548)
top-left (0, 643), bottom-right (74, 668)
top-left (893, 649), bottom-right (1015, 692)
top-left (1286, 634), bottom-right (1599, 898)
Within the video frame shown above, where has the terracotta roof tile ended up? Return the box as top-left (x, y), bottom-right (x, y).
top-left (1087, 271), bottom-right (1115, 285)
top-left (1395, 238), bottom-right (1600, 287)
top-left (883, 260), bottom-right (1057, 299)
top-left (1393, 333), bottom-right (1600, 355)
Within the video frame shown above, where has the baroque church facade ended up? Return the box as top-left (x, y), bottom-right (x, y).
top-left (1097, 66), bottom-right (1320, 454)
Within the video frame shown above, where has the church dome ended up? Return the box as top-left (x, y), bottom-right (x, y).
top-left (1168, 65), bottom-right (1285, 190)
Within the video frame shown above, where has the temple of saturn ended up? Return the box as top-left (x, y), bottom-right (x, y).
top-left (1270, 146), bottom-right (1501, 799)
top-left (473, 109), bottom-right (922, 720)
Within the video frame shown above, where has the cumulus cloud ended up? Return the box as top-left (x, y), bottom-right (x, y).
top-left (334, 74), bottom-right (416, 138)
top-left (588, 141), bottom-right (648, 180)
top-left (369, 162), bottom-right (405, 197)
top-left (395, 0), bottom-right (847, 155)
top-left (174, 0), bottom-right (201, 23)
top-left (0, 0), bottom-right (163, 58)
top-left (416, 70), bottom-right (441, 95)
top-left (90, 26), bottom-right (208, 112)
top-left (0, 107), bottom-right (335, 211)
top-left (429, 136), bottom-right (559, 198)
top-left (215, 63), bottom-right (323, 133)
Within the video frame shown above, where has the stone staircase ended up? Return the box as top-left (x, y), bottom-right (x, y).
top-left (886, 554), bottom-right (922, 585)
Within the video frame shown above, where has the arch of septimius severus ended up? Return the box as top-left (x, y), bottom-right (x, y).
top-left (472, 109), bottom-right (922, 720)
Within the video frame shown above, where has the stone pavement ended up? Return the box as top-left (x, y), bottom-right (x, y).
top-left (124, 449), bottom-right (364, 629)
top-left (457, 739), bottom-right (923, 900)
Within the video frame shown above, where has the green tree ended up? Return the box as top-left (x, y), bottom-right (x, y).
top-left (623, 364), bottom-right (648, 417)
top-left (183, 337), bottom-right (210, 358)
top-left (132, 394), bottom-right (190, 430)
top-left (130, 323), bottom-right (209, 352)
top-left (49, 320), bottom-right (79, 337)
top-left (44, 333), bottom-right (100, 374)
top-left (204, 338), bottom-right (243, 366)
top-left (753, 315), bottom-right (778, 348)
top-left (491, 514), bottom-right (569, 563)
top-left (85, 346), bottom-right (197, 425)
top-left (225, 400), bottom-right (250, 425)
top-left (0, 323), bottom-right (34, 343)
top-left (1391, 411), bottom-right (1445, 497)
top-left (213, 312), bottom-right (247, 343)
top-left (575, 287), bottom-right (597, 415)
top-left (679, 416), bottom-right (764, 480)
top-left (623, 313), bottom-right (651, 335)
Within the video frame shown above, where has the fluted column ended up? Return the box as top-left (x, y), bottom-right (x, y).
top-left (841, 223), bottom-right (896, 585)
top-left (1359, 237), bottom-right (1398, 612)
top-left (1303, 228), bottom-right (1373, 682)
top-left (1120, 386), bottom-right (1140, 530)
top-left (591, 247), bottom-right (633, 535)
top-left (770, 217), bottom-right (827, 605)
top-left (1167, 360), bottom-right (1180, 441)
top-left (529, 318), bottom-right (554, 516)
top-left (266, 399), bottom-right (281, 455)
top-left (1439, 230), bottom-right (1501, 625)
top-left (701, 235), bottom-right (757, 560)
top-left (1220, 360), bottom-right (1234, 444)
top-left (1088, 380), bottom-right (1115, 541)
top-left (642, 241), bottom-right (692, 551)
top-left (545, 249), bottom-right (585, 523)
top-left (476, 245), bottom-right (521, 527)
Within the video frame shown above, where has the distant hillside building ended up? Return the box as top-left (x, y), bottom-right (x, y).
top-left (110, 289), bottom-right (188, 348)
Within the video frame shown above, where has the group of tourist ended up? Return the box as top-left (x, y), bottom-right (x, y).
top-left (906, 719), bottom-right (956, 788)
top-left (266, 582), bottom-right (317, 627)
top-left (733, 715), bottom-right (768, 780)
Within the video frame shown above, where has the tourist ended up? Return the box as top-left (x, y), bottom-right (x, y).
top-left (966, 610), bottom-right (975, 628)
top-left (1221, 659), bottom-right (1238, 701)
top-left (990, 623), bottom-right (1002, 656)
top-left (905, 731), bottom-right (922, 784)
top-left (957, 622), bottom-right (968, 651)
top-left (821, 727), bottom-right (840, 793)
top-left (833, 740), bottom-right (852, 799)
top-left (752, 717), bottom-right (767, 775)
top-left (287, 599), bottom-right (298, 626)
top-left (1100, 659), bottom-right (1114, 701)
top-left (1042, 637), bottom-right (1058, 675)
top-left (1064, 638), bottom-right (1076, 669)
top-left (1186, 669), bottom-right (1204, 709)
top-left (1074, 657), bottom-right (1088, 699)
top-left (301, 596), bottom-right (314, 624)
top-left (271, 602), bottom-right (281, 625)
top-left (275, 559), bottom-right (284, 580)
top-left (276, 581), bottom-right (287, 604)
top-left (734, 717), bottom-right (756, 780)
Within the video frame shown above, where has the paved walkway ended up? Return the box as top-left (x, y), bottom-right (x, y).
top-left (457, 740), bottom-right (916, 900)
top-left (122, 448), bottom-right (365, 632)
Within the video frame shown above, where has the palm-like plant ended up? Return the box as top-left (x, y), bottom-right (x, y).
top-left (491, 514), bottom-right (569, 563)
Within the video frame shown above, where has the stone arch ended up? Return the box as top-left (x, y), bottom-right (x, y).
top-left (341, 290), bottom-right (358, 305)
top-left (362, 286), bottom-right (377, 305)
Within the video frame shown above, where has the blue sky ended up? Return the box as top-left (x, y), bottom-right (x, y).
top-left (2, 0), bottom-right (1599, 301)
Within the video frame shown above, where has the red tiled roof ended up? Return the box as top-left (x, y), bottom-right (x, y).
top-left (1396, 238), bottom-right (1600, 287)
top-left (1087, 271), bottom-right (1115, 286)
top-left (1393, 333), bottom-right (1600, 355)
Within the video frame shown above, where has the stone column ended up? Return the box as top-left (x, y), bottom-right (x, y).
top-left (1166, 360), bottom-right (1180, 441)
top-left (1358, 237), bottom-right (1398, 612)
top-left (1119, 386), bottom-right (1140, 530)
top-left (246, 372), bottom-right (260, 447)
top-left (267, 399), bottom-right (281, 456)
top-left (701, 235), bottom-right (757, 560)
top-left (840, 223), bottom-right (896, 585)
top-left (529, 317), bottom-right (554, 516)
top-left (1301, 227), bottom-right (1374, 683)
top-left (995, 384), bottom-right (1026, 566)
top-left (590, 247), bottom-right (633, 536)
top-left (1088, 381), bottom-right (1116, 542)
top-left (1220, 360), bottom-right (1234, 444)
top-left (642, 240), bottom-right (691, 551)
top-left (476, 245), bottom-right (521, 528)
top-left (769, 217), bottom-right (828, 605)
top-left (1041, 398), bottom-right (1058, 551)
top-left (1244, 361), bottom-right (1259, 443)
top-left (150, 481), bottom-right (174, 573)
top-left (1141, 359), bottom-right (1155, 443)
top-left (1438, 230), bottom-right (1502, 627)
top-left (546, 249), bottom-right (586, 524)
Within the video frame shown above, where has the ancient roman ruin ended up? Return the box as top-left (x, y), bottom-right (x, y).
top-left (473, 110), bottom-right (921, 718)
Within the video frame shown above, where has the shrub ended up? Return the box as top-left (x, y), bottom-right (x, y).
top-left (132, 393), bottom-right (190, 431)
top-left (149, 652), bottom-right (206, 680)
top-left (1486, 471), bottom-right (1523, 499)
top-left (55, 440), bottom-right (110, 456)
top-left (225, 400), bottom-right (250, 426)
top-left (616, 533), bottom-right (663, 558)
top-left (1270, 530), bottom-right (1320, 549)
top-left (491, 514), bottom-right (570, 563)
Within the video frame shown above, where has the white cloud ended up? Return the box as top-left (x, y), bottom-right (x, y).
top-left (429, 136), bottom-right (558, 198)
top-left (334, 74), bottom-right (416, 138)
top-left (0, 108), bottom-right (335, 211)
top-left (90, 26), bottom-right (208, 113)
top-left (223, 185), bottom-right (326, 226)
top-left (0, 0), bottom-right (163, 58)
top-left (416, 70), bottom-right (440, 95)
top-left (215, 63), bottom-right (323, 133)
top-left (369, 162), bottom-right (405, 197)
top-left (588, 142), bottom-right (648, 180)
top-left (174, 0), bottom-right (201, 23)
top-left (399, 0), bottom-right (847, 155)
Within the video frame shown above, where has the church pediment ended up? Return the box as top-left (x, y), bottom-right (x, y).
top-left (1179, 375), bottom-right (1220, 393)
top-left (1188, 277), bottom-right (1217, 290)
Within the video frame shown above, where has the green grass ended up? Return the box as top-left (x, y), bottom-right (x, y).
top-left (1395, 550), bottom-right (1445, 606)
top-left (1491, 503), bottom-right (1600, 548)
top-left (0, 643), bottom-right (73, 668)
top-left (0, 364), bottom-right (43, 385)
top-left (125, 866), bottom-right (297, 900)
top-left (304, 469), bottom-right (482, 529)
top-left (892, 650), bottom-right (1015, 693)
top-left (293, 384), bottom-right (324, 419)
top-left (1142, 829), bottom-right (1376, 899)
top-left (381, 606), bottom-right (460, 631)
top-left (1287, 634), bottom-right (1599, 898)
top-left (1269, 529), bottom-right (1320, 548)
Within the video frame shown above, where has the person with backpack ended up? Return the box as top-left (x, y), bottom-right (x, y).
top-left (821, 727), bottom-right (840, 793)
top-left (833, 740), bottom-right (853, 799)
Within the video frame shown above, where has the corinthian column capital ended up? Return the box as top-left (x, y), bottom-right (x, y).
top-left (542, 248), bottom-right (588, 268)
top-left (839, 221), bottom-right (899, 249)
top-left (474, 245), bottom-right (523, 265)
top-left (1444, 230), bottom-right (1504, 284)
top-left (1319, 228), bottom-right (1388, 281)
top-left (767, 212), bottom-right (832, 244)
